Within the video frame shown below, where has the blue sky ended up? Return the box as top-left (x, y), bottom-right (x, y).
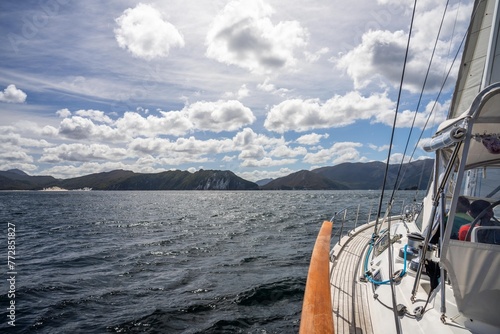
top-left (0, 0), bottom-right (472, 181)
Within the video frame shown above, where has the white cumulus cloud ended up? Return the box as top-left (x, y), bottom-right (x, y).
top-left (303, 142), bottom-right (363, 165)
top-left (128, 136), bottom-right (233, 156)
top-left (56, 108), bottom-right (72, 118)
top-left (0, 84), bottom-right (27, 103)
top-left (58, 116), bottom-right (126, 141)
top-left (114, 111), bottom-right (192, 137)
top-left (240, 157), bottom-right (296, 167)
top-left (336, 30), bottom-right (407, 90)
top-left (296, 133), bottom-right (329, 145)
top-left (264, 92), bottom-right (394, 133)
top-left (205, 0), bottom-right (308, 73)
top-left (187, 100), bottom-right (256, 132)
top-left (40, 143), bottom-right (128, 163)
top-left (269, 145), bottom-right (307, 158)
top-left (0, 150), bottom-right (33, 163)
top-left (335, 2), bottom-right (470, 93)
top-left (75, 109), bottom-right (113, 124)
top-left (115, 3), bottom-right (185, 60)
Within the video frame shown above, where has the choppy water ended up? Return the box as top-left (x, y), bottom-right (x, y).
top-left (0, 190), bottom-right (420, 333)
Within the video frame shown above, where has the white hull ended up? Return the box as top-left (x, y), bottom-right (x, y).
top-left (329, 217), bottom-right (497, 334)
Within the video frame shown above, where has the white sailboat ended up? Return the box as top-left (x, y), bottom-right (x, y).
top-left (300, 0), bottom-right (500, 333)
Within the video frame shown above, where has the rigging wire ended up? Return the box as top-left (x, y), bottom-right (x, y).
top-left (392, 0), bottom-right (480, 203)
top-left (392, 0), bottom-right (451, 197)
top-left (402, 0), bottom-right (482, 202)
top-left (371, 1), bottom-right (419, 333)
top-left (408, 0), bottom-right (481, 162)
top-left (373, 0), bottom-right (416, 233)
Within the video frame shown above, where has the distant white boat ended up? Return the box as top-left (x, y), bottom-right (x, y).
top-left (300, 0), bottom-right (500, 333)
top-left (41, 186), bottom-right (68, 191)
top-left (72, 187), bottom-right (92, 191)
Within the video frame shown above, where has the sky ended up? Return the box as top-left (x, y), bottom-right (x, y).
top-left (0, 0), bottom-right (473, 182)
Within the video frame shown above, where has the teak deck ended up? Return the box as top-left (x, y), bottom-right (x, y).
top-left (330, 225), bottom-right (375, 334)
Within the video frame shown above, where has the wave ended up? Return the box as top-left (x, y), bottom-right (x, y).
top-left (110, 277), bottom-right (305, 333)
top-left (234, 277), bottom-right (305, 306)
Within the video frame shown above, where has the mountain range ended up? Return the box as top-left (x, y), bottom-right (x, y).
top-left (0, 169), bottom-right (258, 191)
top-left (0, 159), bottom-right (433, 191)
top-left (261, 159), bottom-right (433, 190)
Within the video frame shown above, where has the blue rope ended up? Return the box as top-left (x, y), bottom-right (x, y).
top-left (401, 244), bottom-right (408, 275)
top-left (364, 243), bottom-right (408, 285)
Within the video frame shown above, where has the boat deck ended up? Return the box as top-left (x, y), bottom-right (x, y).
top-left (330, 224), bottom-right (375, 334)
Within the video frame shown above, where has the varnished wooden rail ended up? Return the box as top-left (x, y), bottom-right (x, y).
top-left (299, 221), bottom-right (334, 334)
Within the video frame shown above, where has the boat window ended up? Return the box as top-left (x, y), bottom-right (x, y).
top-left (494, 204), bottom-right (500, 218)
top-left (473, 227), bottom-right (500, 244)
top-left (460, 199), bottom-right (500, 244)
top-left (461, 166), bottom-right (500, 200)
top-left (442, 194), bottom-right (472, 240)
top-left (414, 208), bottom-right (424, 231)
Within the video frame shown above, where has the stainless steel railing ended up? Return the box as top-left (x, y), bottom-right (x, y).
top-left (329, 200), bottom-right (418, 245)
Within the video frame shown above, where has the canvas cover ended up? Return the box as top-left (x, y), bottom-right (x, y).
top-left (443, 241), bottom-right (500, 326)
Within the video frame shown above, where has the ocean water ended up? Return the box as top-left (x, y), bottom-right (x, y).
top-left (0, 190), bottom-right (421, 333)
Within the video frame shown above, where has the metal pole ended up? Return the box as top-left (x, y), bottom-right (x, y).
top-left (339, 209), bottom-right (348, 244)
top-left (440, 192), bottom-right (446, 315)
top-left (411, 142), bottom-right (461, 301)
top-left (355, 204), bottom-right (360, 228)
